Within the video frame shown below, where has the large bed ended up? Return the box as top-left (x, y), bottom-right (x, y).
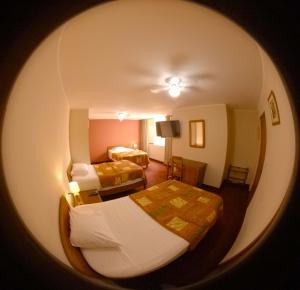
top-left (67, 160), bottom-right (147, 197)
top-left (59, 180), bottom-right (223, 279)
top-left (107, 146), bottom-right (150, 168)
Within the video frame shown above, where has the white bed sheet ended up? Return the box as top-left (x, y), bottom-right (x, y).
top-left (72, 165), bottom-right (100, 191)
top-left (72, 164), bottom-right (143, 192)
top-left (81, 196), bottom-right (189, 278)
top-left (108, 146), bottom-right (135, 160)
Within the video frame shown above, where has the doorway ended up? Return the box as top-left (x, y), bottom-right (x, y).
top-left (250, 112), bottom-right (267, 200)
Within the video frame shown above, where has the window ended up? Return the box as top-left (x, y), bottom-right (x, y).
top-left (147, 116), bottom-right (166, 146)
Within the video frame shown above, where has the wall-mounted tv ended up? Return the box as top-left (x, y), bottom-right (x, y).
top-left (156, 120), bottom-right (180, 137)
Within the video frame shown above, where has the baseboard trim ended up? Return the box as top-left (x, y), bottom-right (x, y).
top-left (149, 158), bottom-right (166, 164)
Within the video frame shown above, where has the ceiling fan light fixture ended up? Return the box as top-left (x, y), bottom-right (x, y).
top-left (168, 76), bottom-right (181, 85)
top-left (168, 84), bottom-right (181, 97)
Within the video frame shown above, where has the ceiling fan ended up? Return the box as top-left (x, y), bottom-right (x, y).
top-left (150, 76), bottom-right (200, 97)
top-left (150, 76), bottom-right (182, 97)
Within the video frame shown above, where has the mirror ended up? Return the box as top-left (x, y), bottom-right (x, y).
top-left (189, 120), bottom-right (205, 148)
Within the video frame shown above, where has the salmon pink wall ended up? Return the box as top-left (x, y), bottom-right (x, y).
top-left (89, 119), bottom-right (141, 163)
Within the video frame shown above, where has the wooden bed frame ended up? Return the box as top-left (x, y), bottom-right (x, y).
top-left (66, 160), bottom-right (72, 182)
top-left (59, 196), bottom-right (121, 286)
top-left (59, 195), bottom-right (101, 278)
top-left (98, 177), bottom-right (146, 197)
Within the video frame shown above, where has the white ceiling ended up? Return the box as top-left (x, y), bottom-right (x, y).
top-left (58, 0), bottom-right (262, 119)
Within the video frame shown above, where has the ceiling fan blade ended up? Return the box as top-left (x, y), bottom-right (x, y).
top-left (168, 53), bottom-right (191, 72)
top-left (125, 64), bottom-right (158, 79)
top-left (150, 87), bottom-right (168, 94)
top-left (183, 86), bottom-right (202, 93)
top-left (185, 72), bottom-right (215, 81)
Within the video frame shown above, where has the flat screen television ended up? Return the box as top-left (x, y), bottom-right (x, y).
top-left (156, 120), bottom-right (180, 137)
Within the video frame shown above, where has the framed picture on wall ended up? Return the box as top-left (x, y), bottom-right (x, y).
top-left (268, 90), bottom-right (280, 125)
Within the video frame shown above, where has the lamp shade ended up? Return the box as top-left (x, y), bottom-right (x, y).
top-left (69, 181), bottom-right (80, 195)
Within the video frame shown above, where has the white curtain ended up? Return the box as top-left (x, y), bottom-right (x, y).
top-left (164, 115), bottom-right (172, 164)
top-left (140, 119), bottom-right (149, 152)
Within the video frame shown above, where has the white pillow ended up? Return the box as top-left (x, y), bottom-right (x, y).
top-left (69, 205), bottom-right (121, 248)
top-left (112, 146), bottom-right (125, 152)
top-left (71, 163), bottom-right (89, 176)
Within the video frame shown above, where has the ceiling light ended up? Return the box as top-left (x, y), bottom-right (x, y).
top-left (166, 76), bottom-right (181, 97)
top-left (117, 112), bottom-right (127, 121)
top-left (169, 76), bottom-right (181, 85)
top-left (168, 84), bottom-right (181, 97)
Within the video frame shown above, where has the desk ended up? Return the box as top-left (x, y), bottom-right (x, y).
top-left (182, 159), bottom-right (207, 186)
top-left (167, 158), bottom-right (207, 186)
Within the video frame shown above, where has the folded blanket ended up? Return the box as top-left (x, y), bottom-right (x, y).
top-left (130, 180), bottom-right (223, 250)
top-left (93, 160), bottom-right (144, 188)
top-left (111, 149), bottom-right (149, 166)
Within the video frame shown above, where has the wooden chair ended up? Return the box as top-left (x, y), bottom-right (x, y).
top-left (167, 156), bottom-right (184, 181)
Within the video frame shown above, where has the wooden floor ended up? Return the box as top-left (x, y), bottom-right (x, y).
top-left (103, 159), bottom-right (250, 289)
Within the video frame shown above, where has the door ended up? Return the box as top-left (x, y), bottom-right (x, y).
top-left (250, 112), bottom-right (267, 199)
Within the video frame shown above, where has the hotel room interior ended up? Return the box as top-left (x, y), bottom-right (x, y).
top-left (0, 1), bottom-right (298, 290)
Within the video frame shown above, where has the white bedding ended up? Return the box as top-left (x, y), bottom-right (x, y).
top-left (81, 196), bottom-right (189, 278)
top-left (72, 165), bottom-right (100, 191)
top-left (72, 164), bottom-right (143, 192)
top-left (108, 146), bottom-right (135, 160)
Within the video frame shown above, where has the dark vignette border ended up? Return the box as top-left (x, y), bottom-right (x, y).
top-left (0, 1), bottom-right (299, 290)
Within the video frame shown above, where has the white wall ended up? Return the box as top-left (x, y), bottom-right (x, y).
top-left (148, 144), bottom-right (165, 162)
top-left (222, 46), bottom-right (296, 262)
top-left (69, 109), bottom-right (90, 163)
top-left (228, 109), bottom-right (259, 185)
top-left (172, 104), bottom-right (229, 188)
top-left (1, 28), bottom-right (70, 264)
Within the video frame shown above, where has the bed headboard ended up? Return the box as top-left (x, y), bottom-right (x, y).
top-left (59, 196), bottom-right (101, 278)
top-left (66, 161), bottom-right (72, 182)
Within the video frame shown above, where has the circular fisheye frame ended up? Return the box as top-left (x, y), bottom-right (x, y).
top-left (0, 1), bottom-right (299, 290)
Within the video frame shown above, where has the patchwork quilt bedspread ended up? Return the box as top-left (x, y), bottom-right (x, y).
top-left (93, 160), bottom-right (144, 188)
top-left (130, 180), bottom-right (223, 250)
top-left (111, 149), bottom-right (150, 167)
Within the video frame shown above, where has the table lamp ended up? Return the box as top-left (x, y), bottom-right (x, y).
top-left (69, 181), bottom-right (83, 206)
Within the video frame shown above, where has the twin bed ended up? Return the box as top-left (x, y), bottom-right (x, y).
top-left (68, 145), bottom-right (149, 197)
top-left (68, 160), bottom-right (147, 197)
top-left (59, 179), bottom-right (223, 279)
top-left (107, 146), bottom-right (150, 168)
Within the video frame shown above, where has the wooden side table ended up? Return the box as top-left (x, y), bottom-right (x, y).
top-left (182, 159), bottom-right (207, 186)
top-left (79, 189), bottom-right (102, 205)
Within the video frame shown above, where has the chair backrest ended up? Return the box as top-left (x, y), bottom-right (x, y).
top-left (171, 156), bottom-right (183, 179)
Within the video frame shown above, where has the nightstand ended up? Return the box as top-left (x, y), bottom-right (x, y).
top-left (79, 189), bottom-right (102, 205)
